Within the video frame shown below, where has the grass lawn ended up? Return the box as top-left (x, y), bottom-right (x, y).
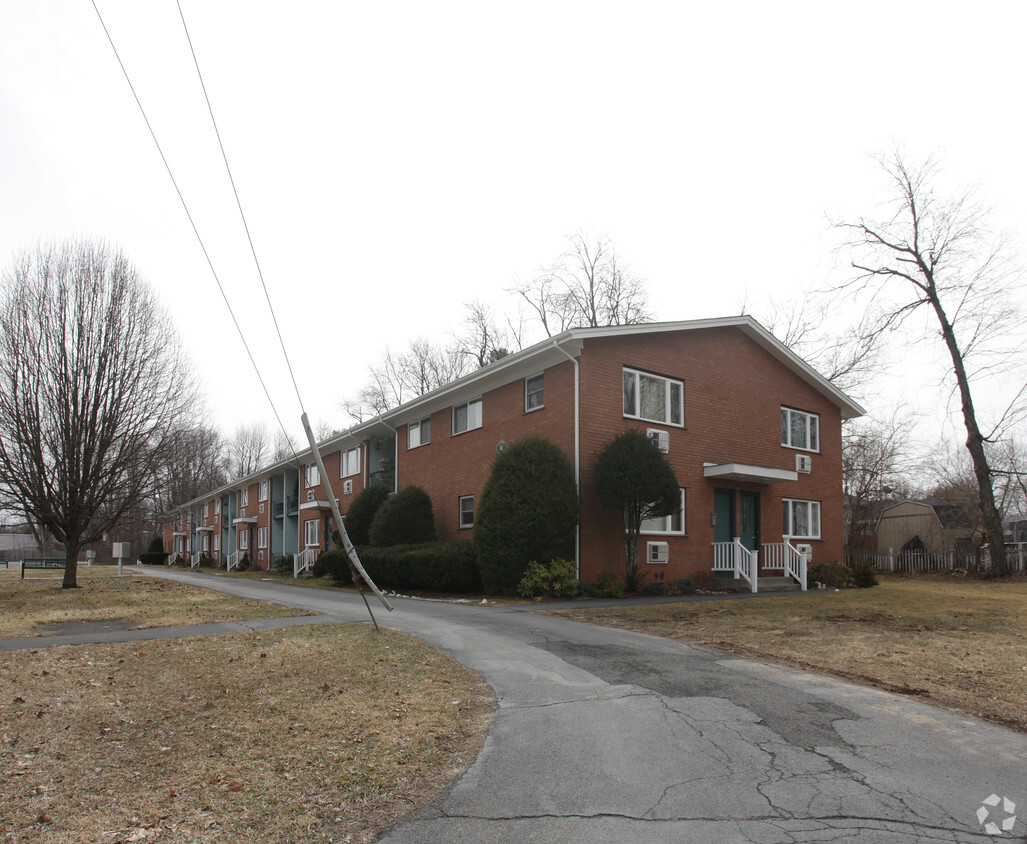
top-left (548, 574), bottom-right (1027, 733)
top-left (0, 571), bottom-right (494, 843)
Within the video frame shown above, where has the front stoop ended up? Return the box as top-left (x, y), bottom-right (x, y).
top-left (713, 575), bottom-right (802, 593)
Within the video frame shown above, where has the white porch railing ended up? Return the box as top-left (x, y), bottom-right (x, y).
top-left (294, 548), bottom-right (316, 578)
top-left (712, 539), bottom-right (758, 593)
top-left (190, 554), bottom-right (201, 569)
top-left (762, 541), bottom-right (807, 590)
top-left (226, 550), bottom-right (240, 572)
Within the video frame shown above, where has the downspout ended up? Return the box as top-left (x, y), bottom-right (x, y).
top-left (552, 340), bottom-right (581, 578)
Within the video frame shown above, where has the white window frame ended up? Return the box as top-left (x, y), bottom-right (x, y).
top-left (202, 502), bottom-right (209, 518)
top-left (640, 489), bottom-right (686, 535)
top-left (525, 373), bottom-right (545, 412)
top-left (453, 399), bottom-right (482, 435)
top-left (623, 367), bottom-right (684, 427)
top-left (305, 464), bottom-right (320, 489)
top-left (781, 407), bottom-right (820, 452)
top-left (783, 498), bottom-right (821, 539)
top-left (240, 487), bottom-right (249, 507)
top-left (257, 526), bottom-right (268, 549)
top-left (213, 533), bottom-right (221, 552)
top-left (304, 518), bottom-right (320, 548)
top-left (408, 418), bottom-right (431, 449)
top-left (239, 529), bottom-right (249, 551)
top-left (202, 534), bottom-right (210, 552)
top-left (340, 446), bottom-right (361, 478)
top-left (458, 495), bottom-right (474, 528)
top-left (259, 480), bottom-right (269, 502)
top-left (214, 499), bottom-right (221, 515)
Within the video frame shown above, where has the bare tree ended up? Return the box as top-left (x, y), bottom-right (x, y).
top-left (456, 300), bottom-right (522, 367)
top-left (837, 152), bottom-right (1024, 575)
top-left (513, 234), bottom-right (651, 336)
top-left (226, 423), bottom-right (271, 478)
top-left (155, 424), bottom-right (226, 515)
top-left (0, 241), bottom-right (199, 587)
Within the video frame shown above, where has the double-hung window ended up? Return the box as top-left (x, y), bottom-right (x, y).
top-left (304, 519), bottom-right (319, 547)
top-left (525, 374), bottom-right (545, 411)
top-left (453, 399), bottom-right (482, 434)
top-left (202, 502), bottom-right (209, 518)
top-left (408, 418), bottom-right (431, 448)
top-left (340, 446), bottom-right (360, 477)
top-left (257, 526), bottom-right (268, 549)
top-left (259, 481), bottom-right (269, 502)
top-left (213, 534), bottom-right (221, 552)
top-left (202, 534), bottom-right (210, 552)
top-left (214, 499), bottom-right (221, 515)
top-left (623, 367), bottom-right (684, 426)
top-left (305, 464), bottom-right (320, 489)
top-left (239, 529), bottom-right (249, 551)
top-left (458, 495), bottom-right (474, 528)
top-left (240, 488), bottom-right (249, 507)
top-left (640, 489), bottom-right (686, 534)
top-left (781, 407), bottom-right (819, 452)
top-left (783, 499), bottom-right (821, 539)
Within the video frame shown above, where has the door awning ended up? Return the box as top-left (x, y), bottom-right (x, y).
top-left (703, 462), bottom-right (798, 484)
top-left (233, 516), bottom-right (258, 525)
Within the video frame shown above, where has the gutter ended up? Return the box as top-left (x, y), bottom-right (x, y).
top-left (552, 339), bottom-right (581, 577)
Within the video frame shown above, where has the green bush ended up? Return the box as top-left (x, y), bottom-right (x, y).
top-left (851, 562), bottom-right (879, 588)
top-left (198, 552), bottom-right (214, 567)
top-left (474, 435), bottom-right (578, 594)
top-left (344, 485), bottom-right (390, 546)
top-left (273, 554), bottom-right (294, 575)
top-left (809, 560), bottom-right (852, 589)
top-left (592, 571), bottom-right (624, 599)
top-left (369, 486), bottom-right (436, 547)
top-left (357, 542), bottom-right (481, 593)
top-left (517, 558), bottom-right (579, 599)
top-left (237, 552), bottom-right (251, 572)
top-left (138, 535), bottom-right (167, 565)
top-left (312, 549), bottom-right (349, 581)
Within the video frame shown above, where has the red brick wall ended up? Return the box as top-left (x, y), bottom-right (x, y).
top-left (575, 327), bottom-right (844, 584)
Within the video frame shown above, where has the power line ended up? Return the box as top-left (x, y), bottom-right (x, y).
top-left (90, 0), bottom-right (300, 463)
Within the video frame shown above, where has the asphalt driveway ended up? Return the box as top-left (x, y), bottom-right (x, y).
top-left (30, 569), bottom-right (1027, 843)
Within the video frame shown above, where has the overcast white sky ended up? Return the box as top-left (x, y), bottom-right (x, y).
top-left (1, 1), bottom-right (1025, 455)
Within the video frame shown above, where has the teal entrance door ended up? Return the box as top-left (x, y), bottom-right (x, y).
top-left (714, 490), bottom-right (734, 544)
top-left (739, 491), bottom-right (760, 552)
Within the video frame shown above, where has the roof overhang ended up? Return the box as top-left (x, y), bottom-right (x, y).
top-left (703, 462), bottom-right (799, 484)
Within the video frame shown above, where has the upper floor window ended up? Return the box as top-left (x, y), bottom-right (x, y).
top-left (525, 374), bottom-right (545, 412)
top-left (305, 464), bottom-right (320, 489)
top-left (214, 499), bottom-right (221, 515)
top-left (640, 489), bottom-right (686, 534)
top-left (240, 488), bottom-right (249, 507)
top-left (259, 480), bottom-right (269, 502)
top-left (781, 407), bottom-right (819, 452)
top-left (408, 418), bottom-right (431, 449)
top-left (202, 502), bottom-right (209, 518)
top-left (453, 399), bottom-right (482, 435)
top-left (783, 498), bottom-right (821, 539)
top-left (340, 446), bottom-right (360, 478)
top-left (623, 367), bottom-right (684, 426)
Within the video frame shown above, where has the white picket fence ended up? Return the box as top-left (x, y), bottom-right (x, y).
top-left (846, 543), bottom-right (1027, 573)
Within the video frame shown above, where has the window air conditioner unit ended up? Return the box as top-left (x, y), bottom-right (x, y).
top-left (795, 543), bottom-right (813, 562)
top-left (343, 479), bottom-right (353, 495)
top-left (307, 490), bottom-right (315, 502)
top-left (647, 541), bottom-right (669, 564)
top-left (796, 454), bottom-right (812, 473)
top-left (646, 428), bottom-right (670, 453)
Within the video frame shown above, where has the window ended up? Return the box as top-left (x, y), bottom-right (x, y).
top-left (781, 407), bottom-right (819, 452)
top-left (453, 399), bottom-right (482, 434)
top-left (459, 495), bottom-right (474, 528)
top-left (525, 374), bottom-right (545, 411)
top-left (304, 518), bottom-right (320, 547)
top-left (259, 481), bottom-right (269, 501)
top-left (213, 534), bottom-right (221, 552)
top-left (202, 502), bottom-right (209, 518)
top-left (783, 499), bottom-right (821, 539)
top-left (240, 488), bottom-right (249, 507)
top-left (305, 464), bottom-right (320, 489)
top-left (258, 526), bottom-right (268, 549)
top-left (239, 529), bottom-right (249, 551)
top-left (623, 367), bottom-right (684, 426)
top-left (408, 418), bottom-right (431, 449)
top-left (202, 534), bottom-right (210, 552)
top-left (640, 489), bottom-right (686, 534)
top-left (340, 446), bottom-right (360, 477)
top-left (214, 499), bottom-right (221, 515)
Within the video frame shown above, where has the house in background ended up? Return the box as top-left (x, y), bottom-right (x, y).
top-left (164, 316), bottom-right (863, 590)
top-left (874, 499), bottom-right (980, 557)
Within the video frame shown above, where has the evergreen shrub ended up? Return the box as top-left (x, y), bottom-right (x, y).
top-left (369, 486), bottom-right (436, 547)
top-left (517, 558), bottom-right (579, 599)
top-left (344, 485), bottom-right (390, 546)
top-left (592, 572), bottom-right (624, 599)
top-left (357, 542), bottom-right (480, 593)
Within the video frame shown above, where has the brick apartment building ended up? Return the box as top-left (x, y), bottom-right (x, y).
top-left (164, 316), bottom-right (863, 589)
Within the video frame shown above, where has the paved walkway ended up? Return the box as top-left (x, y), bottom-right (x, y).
top-left (9, 568), bottom-right (1027, 842)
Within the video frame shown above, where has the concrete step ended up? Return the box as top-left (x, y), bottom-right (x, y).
top-left (713, 575), bottom-right (802, 593)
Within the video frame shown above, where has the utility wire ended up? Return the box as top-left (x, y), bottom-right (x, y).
top-left (90, 0), bottom-right (301, 465)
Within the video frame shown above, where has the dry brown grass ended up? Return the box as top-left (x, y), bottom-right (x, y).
top-left (0, 567), bottom-right (313, 638)
top-left (549, 574), bottom-right (1027, 732)
top-left (0, 625), bottom-right (493, 844)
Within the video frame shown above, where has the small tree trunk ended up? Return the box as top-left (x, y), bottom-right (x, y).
top-left (62, 542), bottom-right (80, 589)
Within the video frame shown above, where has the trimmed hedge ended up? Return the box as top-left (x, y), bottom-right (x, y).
top-left (318, 541), bottom-right (481, 593)
top-left (138, 535), bottom-right (166, 565)
top-left (369, 486), bottom-right (436, 547)
top-left (343, 484), bottom-right (390, 546)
